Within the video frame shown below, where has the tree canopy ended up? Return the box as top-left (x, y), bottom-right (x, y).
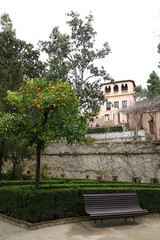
top-left (0, 13), bottom-right (46, 112)
top-left (134, 85), bottom-right (147, 102)
top-left (147, 71), bottom-right (160, 99)
top-left (39, 11), bottom-right (112, 114)
top-left (0, 78), bottom-right (88, 189)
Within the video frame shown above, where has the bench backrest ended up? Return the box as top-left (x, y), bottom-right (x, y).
top-left (83, 193), bottom-right (141, 211)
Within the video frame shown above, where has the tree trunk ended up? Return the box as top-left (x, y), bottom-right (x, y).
top-left (35, 141), bottom-right (42, 190)
top-left (0, 138), bottom-right (5, 180)
top-left (0, 159), bottom-right (2, 180)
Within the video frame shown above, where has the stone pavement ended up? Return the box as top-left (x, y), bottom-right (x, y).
top-left (0, 215), bottom-right (160, 240)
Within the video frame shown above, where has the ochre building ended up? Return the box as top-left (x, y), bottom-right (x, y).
top-left (95, 80), bottom-right (136, 127)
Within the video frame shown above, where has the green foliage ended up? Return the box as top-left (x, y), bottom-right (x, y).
top-left (3, 78), bottom-right (87, 145)
top-left (121, 150), bottom-right (129, 156)
top-left (3, 135), bottom-right (35, 180)
top-left (84, 136), bottom-right (95, 144)
top-left (87, 126), bottom-right (123, 134)
top-left (147, 71), bottom-right (160, 99)
top-left (0, 185), bottom-right (160, 223)
top-left (1, 178), bottom-right (160, 188)
top-left (0, 13), bottom-right (15, 33)
top-left (39, 11), bottom-right (112, 114)
top-left (0, 78), bottom-right (88, 189)
top-left (0, 13), bottom-right (46, 112)
top-left (134, 85), bottom-right (148, 102)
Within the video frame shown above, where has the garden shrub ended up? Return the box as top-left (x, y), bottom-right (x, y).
top-left (87, 126), bottom-right (123, 134)
top-left (0, 186), bottom-right (160, 223)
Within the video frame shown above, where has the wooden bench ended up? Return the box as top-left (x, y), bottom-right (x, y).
top-left (83, 193), bottom-right (149, 228)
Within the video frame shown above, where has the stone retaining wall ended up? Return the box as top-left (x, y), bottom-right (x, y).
top-left (26, 141), bottom-right (160, 183)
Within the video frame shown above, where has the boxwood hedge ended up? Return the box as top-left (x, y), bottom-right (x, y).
top-left (0, 186), bottom-right (160, 223)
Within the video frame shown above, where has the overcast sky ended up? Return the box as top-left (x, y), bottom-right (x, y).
top-left (1, 0), bottom-right (160, 87)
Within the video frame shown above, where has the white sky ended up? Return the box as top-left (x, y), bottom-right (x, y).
top-left (1, 0), bottom-right (160, 87)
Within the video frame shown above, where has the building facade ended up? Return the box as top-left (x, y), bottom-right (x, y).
top-left (95, 80), bottom-right (136, 126)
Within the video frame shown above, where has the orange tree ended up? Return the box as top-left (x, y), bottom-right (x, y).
top-left (1, 78), bottom-right (88, 189)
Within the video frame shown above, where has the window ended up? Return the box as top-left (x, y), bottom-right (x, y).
top-left (105, 86), bottom-right (111, 93)
top-left (122, 100), bottom-right (127, 108)
top-left (114, 85), bottom-right (119, 92)
top-left (121, 84), bottom-right (128, 91)
top-left (118, 113), bottom-right (120, 123)
top-left (114, 101), bottom-right (119, 108)
top-left (105, 114), bottom-right (110, 120)
top-left (149, 120), bottom-right (154, 134)
top-left (112, 176), bottom-right (118, 182)
top-left (106, 102), bottom-right (111, 110)
top-left (132, 178), bottom-right (141, 183)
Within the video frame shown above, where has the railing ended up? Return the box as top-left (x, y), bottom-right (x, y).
top-left (105, 90), bottom-right (129, 96)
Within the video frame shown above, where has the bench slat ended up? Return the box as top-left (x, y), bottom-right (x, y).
top-left (83, 193), bottom-right (149, 222)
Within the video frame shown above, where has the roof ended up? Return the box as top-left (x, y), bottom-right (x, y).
top-left (101, 80), bottom-right (136, 87)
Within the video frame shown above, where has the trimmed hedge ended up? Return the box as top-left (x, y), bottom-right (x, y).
top-left (0, 186), bottom-right (160, 223)
top-left (1, 180), bottom-right (160, 188)
top-left (87, 126), bottom-right (123, 134)
top-left (0, 180), bottom-right (67, 187)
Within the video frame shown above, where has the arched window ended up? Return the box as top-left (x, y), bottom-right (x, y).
top-left (105, 86), bottom-right (111, 93)
top-left (121, 84), bottom-right (128, 91)
top-left (114, 85), bottom-right (118, 92)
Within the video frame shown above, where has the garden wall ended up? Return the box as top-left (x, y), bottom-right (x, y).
top-left (86, 129), bottom-right (146, 141)
top-left (26, 140), bottom-right (160, 183)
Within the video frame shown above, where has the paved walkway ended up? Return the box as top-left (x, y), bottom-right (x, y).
top-left (0, 216), bottom-right (160, 240)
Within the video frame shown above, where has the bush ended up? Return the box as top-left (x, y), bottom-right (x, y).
top-left (0, 179), bottom-right (68, 187)
top-left (87, 126), bottom-right (123, 134)
top-left (0, 186), bottom-right (160, 223)
top-left (0, 186), bottom-right (83, 222)
top-left (1, 172), bottom-right (33, 181)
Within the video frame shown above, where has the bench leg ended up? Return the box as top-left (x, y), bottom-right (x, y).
top-left (101, 219), bottom-right (104, 229)
top-left (133, 217), bottom-right (136, 225)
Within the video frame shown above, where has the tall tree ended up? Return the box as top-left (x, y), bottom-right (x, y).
top-left (0, 13), bottom-right (46, 112)
top-left (39, 11), bottom-right (112, 114)
top-left (134, 85), bottom-right (147, 102)
top-left (0, 78), bottom-right (87, 189)
top-left (147, 71), bottom-right (160, 99)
